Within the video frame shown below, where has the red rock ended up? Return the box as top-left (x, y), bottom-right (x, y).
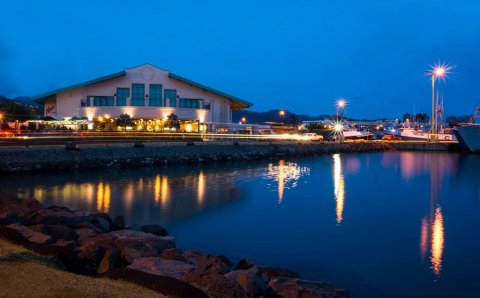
top-left (128, 257), bottom-right (195, 280)
top-left (269, 277), bottom-right (351, 298)
top-left (4, 224), bottom-right (52, 244)
top-left (184, 269), bottom-right (246, 298)
top-left (183, 251), bottom-right (231, 274)
top-left (97, 248), bottom-right (120, 274)
top-left (225, 266), bottom-right (268, 297)
top-left (160, 248), bottom-right (185, 262)
top-left (29, 224), bottom-right (78, 241)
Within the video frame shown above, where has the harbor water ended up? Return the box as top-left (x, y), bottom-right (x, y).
top-left (1, 152), bottom-right (479, 297)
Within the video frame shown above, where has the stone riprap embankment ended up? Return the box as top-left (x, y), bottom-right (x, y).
top-left (0, 198), bottom-right (351, 297)
top-left (0, 141), bottom-right (393, 175)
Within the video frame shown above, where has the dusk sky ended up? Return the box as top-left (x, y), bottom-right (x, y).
top-left (1, 0), bottom-right (479, 119)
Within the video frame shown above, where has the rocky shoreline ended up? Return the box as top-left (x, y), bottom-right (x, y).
top-left (0, 141), bottom-right (393, 175)
top-left (0, 198), bottom-right (350, 297)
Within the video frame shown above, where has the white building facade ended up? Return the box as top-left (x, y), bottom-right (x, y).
top-left (33, 64), bottom-right (252, 130)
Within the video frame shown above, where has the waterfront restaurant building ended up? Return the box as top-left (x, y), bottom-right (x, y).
top-left (32, 64), bottom-right (252, 132)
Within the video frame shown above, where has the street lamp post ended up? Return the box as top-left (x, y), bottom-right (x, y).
top-left (279, 110), bottom-right (285, 124)
top-left (336, 98), bottom-right (346, 120)
top-left (426, 64), bottom-right (450, 142)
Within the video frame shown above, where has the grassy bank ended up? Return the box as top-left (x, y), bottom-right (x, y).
top-left (0, 238), bottom-right (165, 298)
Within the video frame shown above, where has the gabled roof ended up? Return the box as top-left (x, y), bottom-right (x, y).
top-left (32, 70), bottom-right (126, 104)
top-left (168, 72), bottom-right (252, 109)
top-left (32, 64), bottom-right (253, 110)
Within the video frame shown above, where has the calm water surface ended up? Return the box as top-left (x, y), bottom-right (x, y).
top-left (1, 152), bottom-right (479, 297)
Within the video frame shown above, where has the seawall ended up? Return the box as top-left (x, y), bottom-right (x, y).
top-left (0, 141), bottom-right (393, 175)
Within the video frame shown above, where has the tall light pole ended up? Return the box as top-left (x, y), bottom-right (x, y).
top-left (279, 110), bottom-right (285, 124)
top-left (336, 98), bottom-right (346, 120)
top-left (426, 64), bottom-right (450, 142)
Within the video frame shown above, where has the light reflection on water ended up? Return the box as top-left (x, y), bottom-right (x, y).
top-left (333, 154), bottom-right (345, 224)
top-left (264, 160), bottom-right (310, 204)
top-left (1, 152), bottom-right (479, 297)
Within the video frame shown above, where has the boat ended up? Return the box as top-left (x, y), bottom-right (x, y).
top-left (454, 107), bottom-right (480, 152)
top-left (342, 125), bottom-right (373, 140)
top-left (399, 127), bottom-right (455, 141)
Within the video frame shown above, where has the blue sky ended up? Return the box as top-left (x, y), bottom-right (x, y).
top-left (1, 0), bottom-right (479, 118)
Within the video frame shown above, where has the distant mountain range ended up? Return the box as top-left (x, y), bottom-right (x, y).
top-left (232, 109), bottom-right (334, 124)
top-left (0, 95), bottom-right (41, 108)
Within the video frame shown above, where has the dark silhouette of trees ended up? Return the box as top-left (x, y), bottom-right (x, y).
top-left (165, 113), bottom-right (180, 130)
top-left (0, 100), bottom-right (37, 122)
top-left (115, 113), bottom-right (134, 131)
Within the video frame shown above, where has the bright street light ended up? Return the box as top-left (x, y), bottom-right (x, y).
top-left (426, 63), bottom-right (452, 141)
top-left (279, 110), bottom-right (285, 116)
top-left (336, 98), bottom-right (346, 109)
top-left (241, 117), bottom-right (246, 123)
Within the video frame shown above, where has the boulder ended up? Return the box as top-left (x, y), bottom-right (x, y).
top-left (79, 229), bottom-right (176, 265)
top-left (29, 224), bottom-right (78, 241)
top-left (0, 198), bottom-right (44, 219)
top-left (75, 233), bottom-right (117, 272)
top-left (128, 257), bottom-right (195, 280)
top-left (269, 277), bottom-right (351, 298)
top-left (234, 259), bottom-right (256, 271)
top-left (97, 247), bottom-right (121, 274)
top-left (260, 266), bottom-right (299, 282)
top-left (183, 251), bottom-right (231, 274)
top-left (3, 224), bottom-right (52, 244)
top-left (89, 212), bottom-right (112, 232)
top-left (225, 266), bottom-right (268, 297)
top-left (196, 253), bottom-right (232, 274)
top-left (75, 228), bottom-right (97, 240)
top-left (140, 224), bottom-right (169, 237)
top-left (160, 248), bottom-right (185, 262)
top-left (184, 269), bottom-right (246, 298)
top-left (111, 215), bottom-right (125, 230)
top-left (72, 222), bottom-right (103, 234)
top-left (28, 208), bottom-right (88, 227)
top-left (0, 211), bottom-right (28, 225)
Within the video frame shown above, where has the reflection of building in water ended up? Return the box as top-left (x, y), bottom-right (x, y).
top-left (152, 176), bottom-right (169, 208)
top-left (197, 171), bottom-right (205, 206)
top-left (9, 166), bottom-right (248, 225)
top-left (265, 160), bottom-right (310, 204)
top-left (333, 154), bottom-right (345, 224)
top-left (96, 182), bottom-right (111, 213)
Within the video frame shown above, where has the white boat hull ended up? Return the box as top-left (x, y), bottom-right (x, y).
top-left (400, 129), bottom-right (455, 141)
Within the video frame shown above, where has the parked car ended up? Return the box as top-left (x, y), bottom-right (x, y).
top-left (382, 134), bottom-right (401, 141)
top-left (303, 133), bottom-right (323, 141)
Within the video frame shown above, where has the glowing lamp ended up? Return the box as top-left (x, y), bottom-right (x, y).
top-left (336, 98), bottom-right (346, 109)
top-left (334, 123), bottom-right (343, 132)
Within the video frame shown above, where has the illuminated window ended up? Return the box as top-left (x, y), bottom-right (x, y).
top-left (149, 84), bottom-right (162, 106)
top-left (90, 96), bottom-right (114, 106)
top-left (164, 89), bottom-right (177, 107)
top-left (116, 88), bottom-right (129, 106)
top-left (132, 84), bottom-right (145, 106)
top-left (179, 98), bottom-right (202, 109)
